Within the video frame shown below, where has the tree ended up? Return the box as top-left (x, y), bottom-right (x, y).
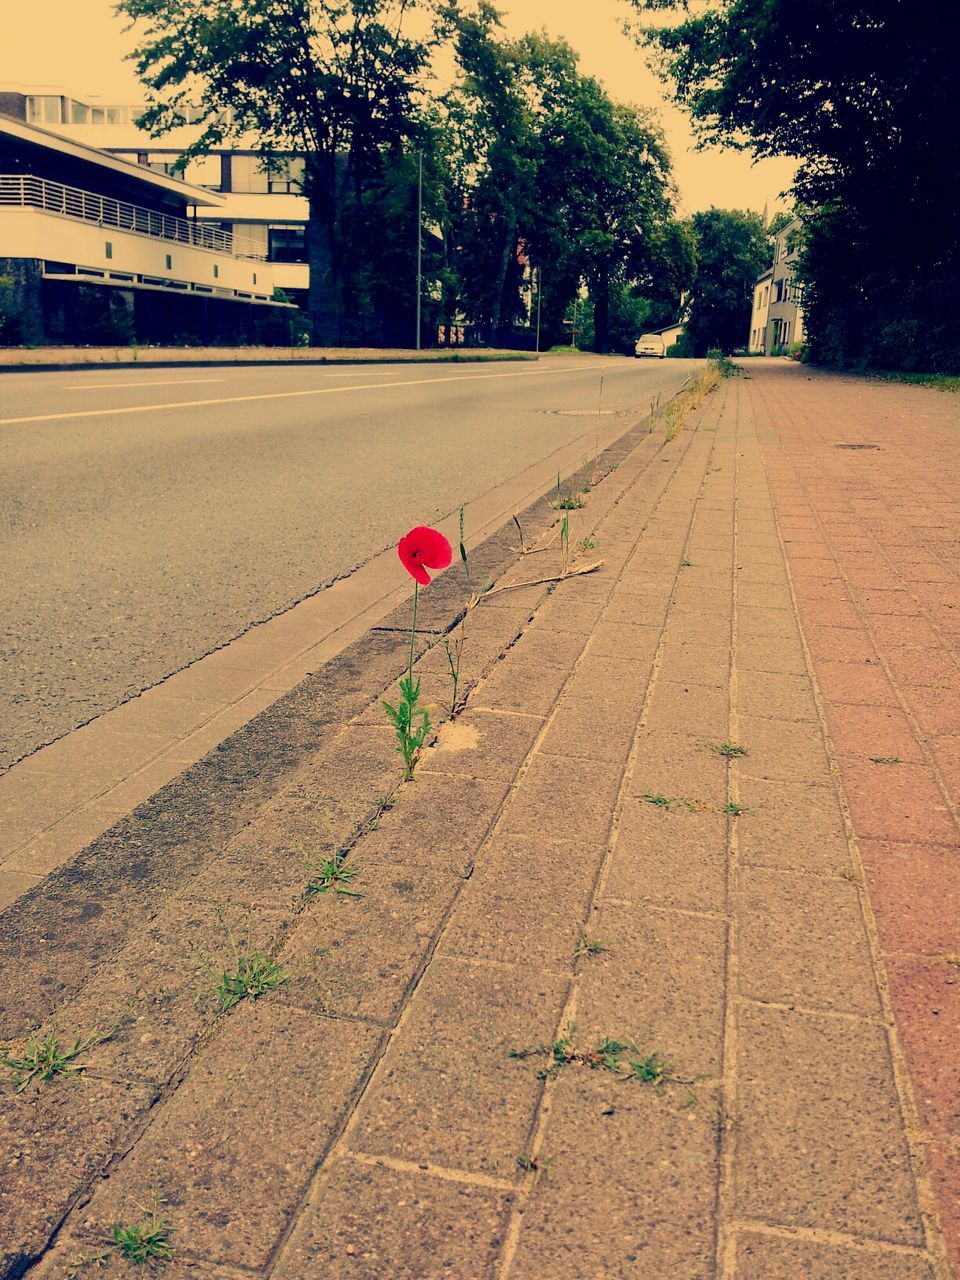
top-left (684, 209), bottom-right (768, 356)
top-left (119, 0), bottom-right (451, 345)
top-left (628, 0), bottom-right (960, 372)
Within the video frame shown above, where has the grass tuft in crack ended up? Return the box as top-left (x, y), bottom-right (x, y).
top-left (642, 791), bottom-right (674, 809)
top-left (574, 932), bottom-right (611, 958)
top-left (509, 1031), bottom-right (700, 1098)
top-left (710, 741), bottom-right (748, 758)
top-left (1, 1025), bottom-right (112, 1092)
top-left (215, 952), bottom-right (288, 1012)
top-left (304, 848), bottom-right (363, 898)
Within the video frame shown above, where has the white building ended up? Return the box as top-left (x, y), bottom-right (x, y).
top-left (0, 83), bottom-right (309, 305)
top-left (0, 108), bottom-right (297, 345)
top-left (748, 217), bottom-right (805, 355)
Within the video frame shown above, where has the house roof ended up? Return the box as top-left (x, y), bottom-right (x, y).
top-left (0, 113), bottom-right (224, 207)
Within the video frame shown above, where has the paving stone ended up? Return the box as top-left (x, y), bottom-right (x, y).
top-left (860, 840), bottom-right (960, 955)
top-left (356, 771), bottom-right (510, 876)
top-left (273, 1157), bottom-right (511, 1279)
top-left (58, 899), bottom-right (290, 1088)
top-left (420, 711), bottom-right (541, 782)
top-left (577, 903), bottom-right (727, 1076)
top-left (738, 716), bottom-right (834, 787)
top-left (70, 1003), bottom-right (380, 1271)
top-left (658, 638), bottom-right (731, 687)
top-left (737, 778), bottom-right (850, 875)
top-left (735, 1003), bottom-right (923, 1243)
top-left (507, 622), bottom-right (589, 670)
top-left (606, 801), bottom-right (727, 914)
top-left (509, 1073), bottom-right (720, 1280)
top-left (738, 670), bottom-right (818, 722)
top-left (538, 695), bottom-right (640, 764)
top-left (497, 754), bottom-right (623, 844)
top-left (470, 657), bottom-right (569, 717)
top-left (281, 862), bottom-right (460, 1025)
top-left (886, 958), bottom-right (960, 1137)
top-left (815, 661), bottom-right (899, 706)
top-left (733, 1233), bottom-right (935, 1280)
top-left (564, 654), bottom-right (654, 707)
top-left (0, 1075), bottom-right (157, 1276)
top-left (586, 620), bottom-right (662, 663)
top-left (803, 625), bottom-right (878, 664)
top-left (737, 632), bottom-right (808, 675)
top-left (838, 760), bottom-right (956, 844)
top-left (347, 958), bottom-right (568, 1179)
top-left (928, 1142), bottom-right (960, 1280)
top-left (439, 835), bottom-right (599, 971)
top-left (903, 686), bottom-right (960, 738)
top-left (630, 731), bottom-right (729, 803)
top-left (738, 868), bottom-right (880, 1014)
top-left (644, 680), bottom-right (730, 737)
top-left (825, 703), bottom-right (924, 763)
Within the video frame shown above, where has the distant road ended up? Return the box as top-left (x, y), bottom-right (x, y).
top-left (1, 354), bottom-right (700, 767)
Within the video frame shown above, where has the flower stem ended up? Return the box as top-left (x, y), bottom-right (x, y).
top-left (408, 581), bottom-right (419, 686)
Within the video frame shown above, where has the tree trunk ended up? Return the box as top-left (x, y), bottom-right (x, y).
top-left (593, 266), bottom-right (611, 353)
top-left (304, 156), bottom-right (342, 347)
top-left (490, 213), bottom-right (517, 340)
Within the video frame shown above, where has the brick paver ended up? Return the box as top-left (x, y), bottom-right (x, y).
top-left (2, 362), bottom-right (956, 1278)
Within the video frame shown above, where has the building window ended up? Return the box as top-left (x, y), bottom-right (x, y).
top-left (105, 242), bottom-right (113, 260)
top-left (27, 95), bottom-right (63, 124)
top-left (253, 272), bottom-right (257, 285)
top-left (267, 157), bottom-right (305, 194)
top-left (166, 254), bottom-right (172, 270)
top-left (213, 264), bottom-right (219, 279)
top-left (268, 226), bottom-right (307, 263)
top-left (231, 154), bottom-right (270, 194)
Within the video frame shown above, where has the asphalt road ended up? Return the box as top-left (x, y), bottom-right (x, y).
top-left (1, 354), bottom-right (700, 768)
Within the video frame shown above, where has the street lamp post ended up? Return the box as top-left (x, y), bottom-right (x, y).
top-left (415, 150), bottom-right (423, 351)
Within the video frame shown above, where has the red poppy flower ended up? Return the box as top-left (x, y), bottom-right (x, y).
top-left (398, 526), bottom-right (453, 586)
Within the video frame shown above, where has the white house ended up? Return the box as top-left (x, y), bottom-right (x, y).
top-left (748, 217), bottom-right (805, 355)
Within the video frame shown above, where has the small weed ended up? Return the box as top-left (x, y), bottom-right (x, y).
top-left (304, 850), bottom-right (362, 898)
top-left (214, 952), bottom-right (288, 1012)
top-left (869, 755), bottom-right (902, 765)
top-left (710, 742), bottom-right (748, 758)
top-left (554, 493), bottom-right (584, 510)
top-left (376, 794), bottom-right (396, 812)
top-left (722, 801), bottom-right (746, 817)
top-left (642, 791), bottom-right (673, 809)
top-left (839, 868), bottom-right (863, 884)
top-left (1, 1025), bottom-right (110, 1092)
top-left (580, 457), bottom-right (593, 493)
top-left (574, 932), bottom-right (611, 959)
top-left (628, 1052), bottom-right (668, 1083)
top-left (111, 1194), bottom-right (175, 1263)
top-left (680, 557), bottom-right (692, 567)
top-left (944, 955), bottom-right (960, 968)
top-left (517, 1153), bottom-right (557, 1182)
top-left (510, 1032), bottom-right (699, 1097)
top-left (578, 538), bottom-right (596, 553)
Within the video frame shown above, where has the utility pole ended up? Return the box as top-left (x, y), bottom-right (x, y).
top-left (415, 150), bottom-right (423, 351)
top-left (535, 266), bottom-right (542, 354)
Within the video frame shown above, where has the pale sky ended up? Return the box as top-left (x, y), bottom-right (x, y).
top-left (1, 0), bottom-right (796, 216)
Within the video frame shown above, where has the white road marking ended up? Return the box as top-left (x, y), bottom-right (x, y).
top-left (64, 378), bottom-right (225, 390)
top-left (0, 363), bottom-right (605, 427)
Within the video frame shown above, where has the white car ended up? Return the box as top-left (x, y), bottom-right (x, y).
top-left (634, 333), bottom-right (665, 358)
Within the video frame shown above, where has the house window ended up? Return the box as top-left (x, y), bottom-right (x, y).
top-left (105, 242), bottom-right (113, 260)
top-left (165, 254), bottom-right (173, 270)
top-left (213, 264), bottom-right (219, 279)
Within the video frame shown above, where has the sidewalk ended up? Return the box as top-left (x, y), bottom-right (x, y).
top-left (0, 360), bottom-right (956, 1279)
top-left (0, 346), bottom-right (536, 372)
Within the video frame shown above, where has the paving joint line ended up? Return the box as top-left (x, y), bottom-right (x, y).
top-left (494, 406), bottom-right (722, 1280)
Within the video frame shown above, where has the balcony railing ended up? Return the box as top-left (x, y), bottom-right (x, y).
top-left (0, 173), bottom-right (266, 261)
